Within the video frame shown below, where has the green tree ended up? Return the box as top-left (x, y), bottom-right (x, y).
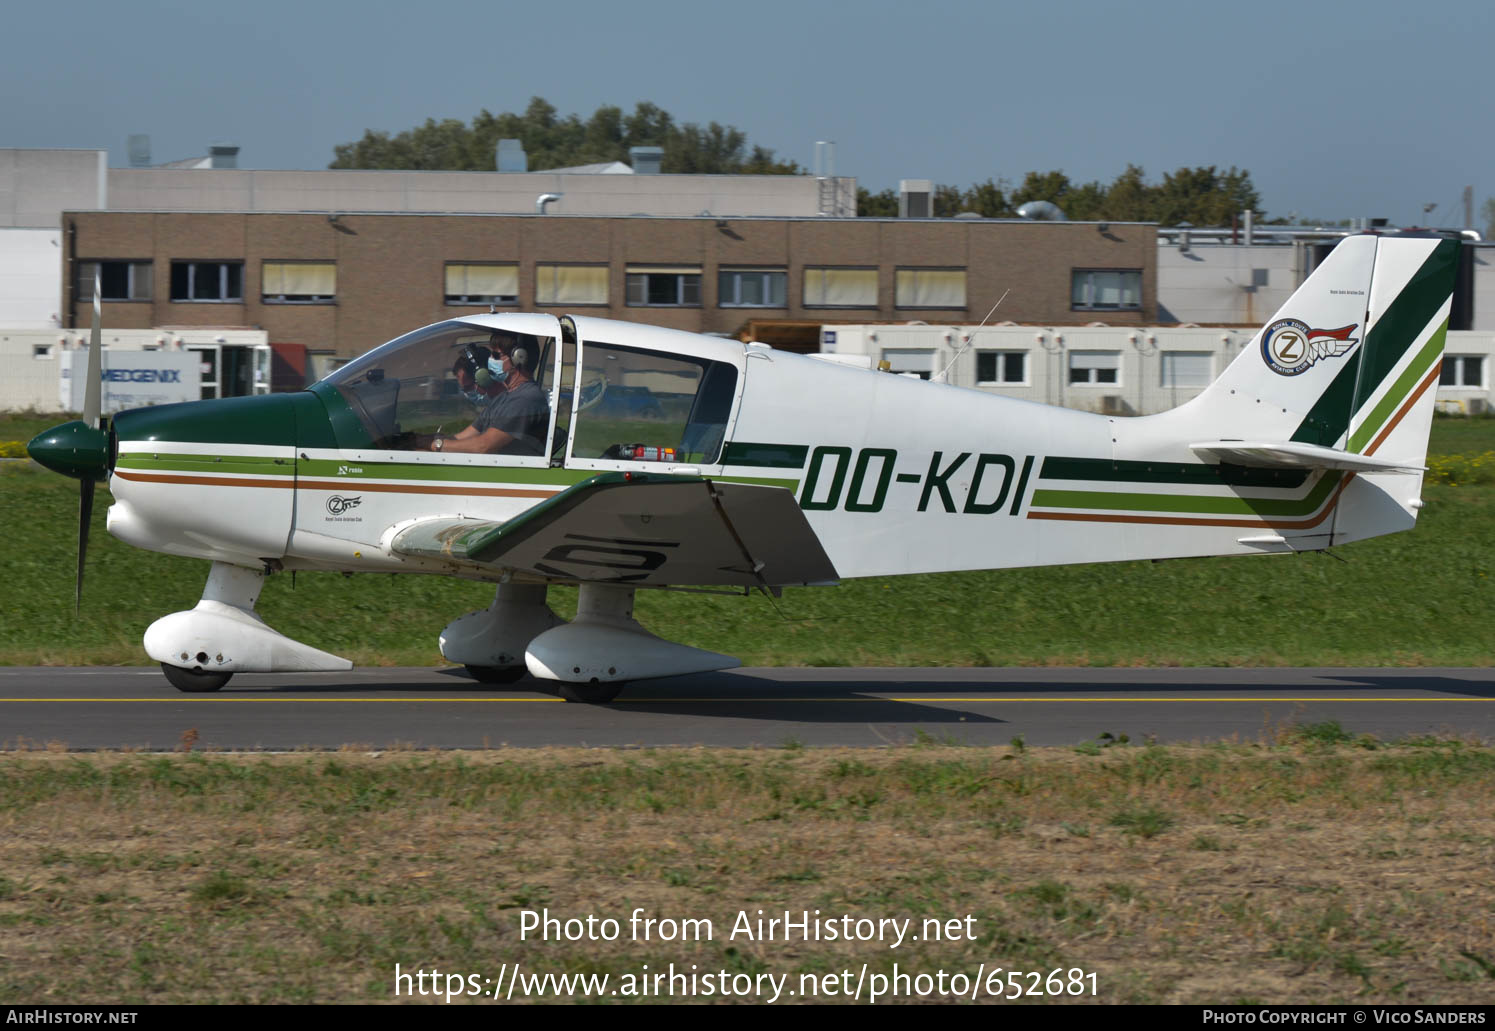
top-left (1061, 180), bottom-right (1107, 221)
top-left (961, 178), bottom-right (1012, 218)
top-left (1097, 164), bottom-right (1152, 221)
top-left (932, 184), bottom-right (966, 217)
top-left (1152, 165), bottom-right (1262, 226)
top-left (330, 97), bottom-right (800, 174)
top-left (1010, 170), bottom-right (1074, 209)
top-left (856, 187), bottom-right (899, 217)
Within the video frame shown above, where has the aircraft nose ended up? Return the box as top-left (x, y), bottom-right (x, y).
top-left (27, 420), bottom-right (110, 481)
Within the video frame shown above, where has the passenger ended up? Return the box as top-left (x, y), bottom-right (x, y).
top-left (450, 343), bottom-right (491, 408)
top-left (428, 332), bottom-right (549, 456)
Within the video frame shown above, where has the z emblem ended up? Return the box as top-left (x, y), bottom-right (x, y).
top-left (1262, 319), bottom-right (1359, 376)
top-left (326, 495), bottom-right (362, 516)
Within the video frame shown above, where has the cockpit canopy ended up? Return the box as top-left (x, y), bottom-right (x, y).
top-left (319, 318), bottom-right (739, 465)
top-left (323, 321), bottom-right (544, 449)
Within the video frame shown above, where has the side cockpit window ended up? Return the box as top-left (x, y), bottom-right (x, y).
top-left (570, 341), bottom-right (737, 464)
top-left (322, 321), bottom-right (554, 454)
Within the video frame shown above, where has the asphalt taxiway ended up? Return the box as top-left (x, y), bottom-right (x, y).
top-left (0, 666), bottom-right (1491, 750)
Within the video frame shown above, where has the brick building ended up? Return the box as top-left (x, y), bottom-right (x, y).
top-left (61, 210), bottom-right (1158, 358)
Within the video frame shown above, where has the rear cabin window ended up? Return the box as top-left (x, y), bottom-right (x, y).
top-left (570, 341), bottom-right (736, 465)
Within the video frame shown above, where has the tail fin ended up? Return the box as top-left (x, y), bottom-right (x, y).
top-left (1109, 233), bottom-right (1460, 551)
top-left (1184, 233), bottom-right (1458, 462)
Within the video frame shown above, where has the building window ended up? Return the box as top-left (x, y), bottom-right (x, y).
top-left (33, 345), bottom-right (53, 360)
top-left (976, 350), bottom-right (1027, 384)
top-left (77, 260), bottom-right (153, 301)
top-left (262, 261), bottom-right (336, 304)
top-left (170, 261), bottom-right (243, 303)
top-left (536, 264), bottom-right (608, 306)
top-left (1072, 269), bottom-right (1142, 311)
top-left (895, 268), bottom-right (966, 309)
top-left (445, 263), bottom-right (518, 305)
top-left (1069, 351), bottom-right (1120, 385)
top-left (626, 266), bottom-right (702, 307)
top-left (1441, 355), bottom-right (1485, 388)
top-left (882, 349), bottom-right (934, 380)
top-left (804, 267), bottom-right (877, 308)
top-left (1160, 351), bottom-right (1213, 388)
top-left (718, 268), bottom-right (787, 308)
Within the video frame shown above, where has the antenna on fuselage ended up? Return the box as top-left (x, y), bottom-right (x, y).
top-left (934, 289), bottom-right (1009, 383)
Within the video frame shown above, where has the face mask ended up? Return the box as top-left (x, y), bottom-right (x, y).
top-left (462, 388), bottom-right (486, 406)
top-left (486, 355), bottom-right (509, 382)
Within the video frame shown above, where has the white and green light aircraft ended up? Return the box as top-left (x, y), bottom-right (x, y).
top-left (28, 234), bottom-right (1458, 702)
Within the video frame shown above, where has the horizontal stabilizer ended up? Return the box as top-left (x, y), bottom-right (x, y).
top-left (389, 471), bottom-right (839, 587)
top-left (1189, 441), bottom-right (1424, 474)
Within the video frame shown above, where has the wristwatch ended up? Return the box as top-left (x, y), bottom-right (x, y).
top-left (433, 436), bottom-right (444, 451)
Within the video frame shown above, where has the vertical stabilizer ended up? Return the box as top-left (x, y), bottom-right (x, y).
top-left (1174, 235), bottom-right (1457, 465)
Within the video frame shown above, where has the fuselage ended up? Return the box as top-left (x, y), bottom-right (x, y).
top-left (105, 303), bottom-right (1431, 586)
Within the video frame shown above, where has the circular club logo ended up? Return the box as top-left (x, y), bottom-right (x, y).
top-left (1261, 318), bottom-right (1314, 376)
top-left (326, 495), bottom-right (362, 516)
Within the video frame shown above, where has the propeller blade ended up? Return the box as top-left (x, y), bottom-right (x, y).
top-left (83, 269), bottom-right (102, 428)
top-left (76, 478), bottom-right (94, 615)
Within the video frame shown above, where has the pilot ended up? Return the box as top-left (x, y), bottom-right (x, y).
top-left (429, 331), bottom-right (549, 456)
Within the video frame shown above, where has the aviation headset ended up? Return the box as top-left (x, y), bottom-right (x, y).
top-left (476, 332), bottom-right (529, 385)
top-left (455, 343), bottom-right (492, 382)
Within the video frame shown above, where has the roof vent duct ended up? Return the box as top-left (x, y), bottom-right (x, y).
top-left (497, 138), bottom-right (528, 172)
top-left (899, 179), bottom-right (932, 218)
top-left (629, 146), bottom-right (663, 175)
top-left (1016, 200), bottom-right (1066, 221)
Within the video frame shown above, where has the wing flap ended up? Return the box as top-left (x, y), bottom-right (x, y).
top-left (389, 472), bottom-right (838, 587)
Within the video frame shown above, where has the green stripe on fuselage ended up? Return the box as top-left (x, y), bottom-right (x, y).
top-left (1032, 470), bottom-right (1341, 517)
top-left (116, 450), bottom-right (794, 490)
top-left (297, 458), bottom-right (582, 484)
top-left (1039, 457), bottom-right (1309, 489)
top-left (115, 452), bottom-right (293, 474)
top-left (719, 442), bottom-right (809, 469)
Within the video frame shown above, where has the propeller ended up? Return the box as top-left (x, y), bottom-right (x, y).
top-left (26, 271), bottom-right (109, 614)
top-left (76, 271), bottom-right (103, 613)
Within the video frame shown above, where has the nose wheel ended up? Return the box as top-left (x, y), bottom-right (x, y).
top-left (160, 662), bottom-right (232, 693)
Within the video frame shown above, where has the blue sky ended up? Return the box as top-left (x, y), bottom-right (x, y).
top-left (4, 0), bottom-right (1490, 227)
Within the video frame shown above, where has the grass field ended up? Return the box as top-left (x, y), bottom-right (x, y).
top-left (6, 415), bottom-right (1494, 1008)
top-left (1, 736), bottom-right (1492, 1004)
top-left (4, 413), bottom-right (1495, 668)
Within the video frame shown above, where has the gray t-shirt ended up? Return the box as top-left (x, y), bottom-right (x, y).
top-left (473, 379), bottom-right (549, 456)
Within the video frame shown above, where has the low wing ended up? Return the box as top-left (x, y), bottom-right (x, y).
top-left (389, 472), bottom-right (839, 587)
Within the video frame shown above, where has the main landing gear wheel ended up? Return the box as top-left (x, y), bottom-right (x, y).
top-left (558, 681), bottom-right (624, 705)
top-left (160, 663), bottom-right (232, 693)
top-left (464, 664), bottom-right (528, 685)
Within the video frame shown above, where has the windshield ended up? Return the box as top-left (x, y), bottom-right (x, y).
top-left (322, 321), bottom-right (554, 452)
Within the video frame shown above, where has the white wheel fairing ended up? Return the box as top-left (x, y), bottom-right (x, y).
top-left (143, 562), bottom-right (352, 674)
